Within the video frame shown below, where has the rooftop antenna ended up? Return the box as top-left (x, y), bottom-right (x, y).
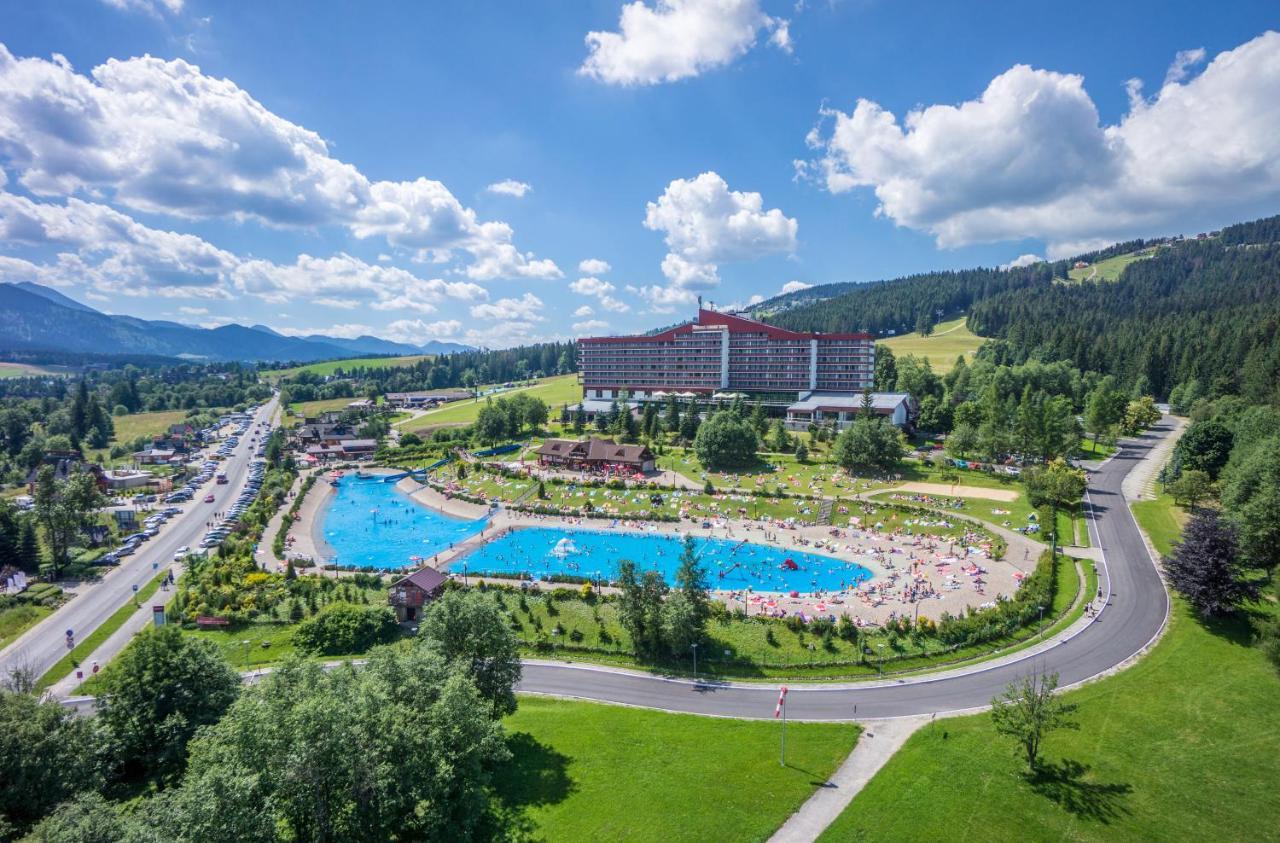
top-left (697, 295), bottom-right (703, 310)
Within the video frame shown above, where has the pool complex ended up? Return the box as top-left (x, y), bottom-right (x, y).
top-left (321, 477), bottom-right (874, 594)
top-left (319, 477), bottom-right (486, 568)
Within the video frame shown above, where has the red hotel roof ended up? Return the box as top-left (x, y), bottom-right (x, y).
top-left (579, 309), bottom-right (873, 343)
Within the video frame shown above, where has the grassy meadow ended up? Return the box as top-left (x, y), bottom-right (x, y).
top-left (880, 316), bottom-right (986, 372)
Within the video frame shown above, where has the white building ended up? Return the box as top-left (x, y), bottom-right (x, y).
top-left (785, 392), bottom-right (915, 430)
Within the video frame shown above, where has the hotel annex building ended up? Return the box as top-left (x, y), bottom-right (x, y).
top-left (576, 308), bottom-right (913, 429)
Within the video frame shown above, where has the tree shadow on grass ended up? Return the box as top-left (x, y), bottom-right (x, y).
top-left (1027, 758), bottom-right (1132, 823)
top-left (491, 731), bottom-right (574, 811)
top-left (1200, 609), bottom-right (1262, 648)
top-left (488, 731), bottom-right (576, 841)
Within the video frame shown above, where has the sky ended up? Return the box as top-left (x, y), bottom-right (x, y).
top-left (0, 0), bottom-right (1278, 348)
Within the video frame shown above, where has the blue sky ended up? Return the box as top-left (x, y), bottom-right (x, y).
top-left (0, 0), bottom-right (1278, 347)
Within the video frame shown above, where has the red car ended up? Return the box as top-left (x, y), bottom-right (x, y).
top-left (204, 494), bottom-right (215, 503)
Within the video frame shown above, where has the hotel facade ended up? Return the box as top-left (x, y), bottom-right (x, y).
top-left (577, 309), bottom-right (909, 428)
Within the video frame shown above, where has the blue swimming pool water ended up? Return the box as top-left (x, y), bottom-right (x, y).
top-left (321, 477), bottom-right (875, 592)
top-left (320, 477), bottom-right (486, 568)
top-left (455, 528), bottom-right (874, 595)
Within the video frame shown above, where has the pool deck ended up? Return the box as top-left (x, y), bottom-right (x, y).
top-left (294, 476), bottom-right (1040, 626)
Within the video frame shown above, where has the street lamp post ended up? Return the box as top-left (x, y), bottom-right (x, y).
top-left (877, 643), bottom-right (886, 678)
top-left (1038, 604), bottom-right (1045, 638)
top-left (691, 642), bottom-right (698, 684)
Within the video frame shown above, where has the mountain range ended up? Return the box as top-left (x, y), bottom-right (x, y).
top-left (0, 282), bottom-right (472, 363)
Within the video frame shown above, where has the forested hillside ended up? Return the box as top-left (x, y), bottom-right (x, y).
top-left (759, 265), bottom-right (1054, 336)
top-left (758, 214), bottom-right (1280, 403)
top-left (970, 235), bottom-right (1280, 403)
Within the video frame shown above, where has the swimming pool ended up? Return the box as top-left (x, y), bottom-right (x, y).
top-left (454, 527), bottom-right (875, 595)
top-left (319, 477), bottom-right (486, 569)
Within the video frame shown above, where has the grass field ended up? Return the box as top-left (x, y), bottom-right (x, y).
top-left (109, 409), bottom-right (191, 445)
top-left (880, 316), bottom-right (986, 372)
top-left (819, 494), bottom-right (1280, 842)
top-left (1066, 248), bottom-right (1158, 283)
top-left (400, 374), bottom-right (581, 432)
top-left (494, 697), bottom-right (859, 841)
top-left (0, 362), bottom-right (58, 378)
top-left (0, 603), bottom-right (52, 651)
top-left (1130, 492), bottom-right (1187, 556)
top-left (486, 554), bottom-right (1078, 680)
top-left (263, 354), bottom-right (434, 379)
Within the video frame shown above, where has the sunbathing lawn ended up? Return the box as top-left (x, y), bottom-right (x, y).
top-left (495, 697), bottom-right (859, 842)
top-left (818, 493), bottom-right (1280, 842)
top-left (488, 556), bottom-right (1078, 680)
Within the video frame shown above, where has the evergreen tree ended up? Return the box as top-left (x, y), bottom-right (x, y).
top-left (663, 395), bottom-right (681, 433)
top-left (1165, 509), bottom-right (1258, 617)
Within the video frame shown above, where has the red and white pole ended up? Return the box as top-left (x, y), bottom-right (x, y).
top-left (776, 685), bottom-right (789, 766)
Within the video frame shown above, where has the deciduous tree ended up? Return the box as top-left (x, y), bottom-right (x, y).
top-left (990, 671), bottom-right (1078, 772)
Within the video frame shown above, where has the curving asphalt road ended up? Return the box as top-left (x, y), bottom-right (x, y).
top-left (516, 420), bottom-right (1174, 720)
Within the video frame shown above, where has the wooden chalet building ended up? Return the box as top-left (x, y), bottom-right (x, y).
top-left (388, 566), bottom-right (449, 622)
top-left (535, 437), bottom-right (656, 473)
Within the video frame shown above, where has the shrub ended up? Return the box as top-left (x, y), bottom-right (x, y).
top-left (293, 602), bottom-right (399, 655)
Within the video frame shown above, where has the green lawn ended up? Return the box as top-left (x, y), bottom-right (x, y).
top-left (109, 409), bottom-right (191, 445)
top-left (820, 493), bottom-right (1280, 842)
top-left (400, 375), bottom-right (581, 432)
top-left (494, 697), bottom-right (859, 841)
top-left (880, 316), bottom-right (986, 373)
top-left (38, 568), bottom-right (171, 690)
top-left (1131, 492), bottom-right (1187, 556)
top-left (1066, 248), bottom-right (1157, 283)
top-left (487, 556), bottom-right (1077, 680)
top-left (263, 354), bottom-right (435, 379)
top-left (1077, 437), bottom-right (1117, 459)
top-left (287, 396), bottom-right (370, 419)
top-left (0, 602), bottom-right (52, 651)
top-left (0, 362), bottom-right (57, 378)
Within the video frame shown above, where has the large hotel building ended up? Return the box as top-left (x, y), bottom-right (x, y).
top-left (577, 308), bottom-right (912, 428)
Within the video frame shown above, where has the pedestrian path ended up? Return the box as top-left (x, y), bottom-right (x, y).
top-left (769, 716), bottom-right (928, 842)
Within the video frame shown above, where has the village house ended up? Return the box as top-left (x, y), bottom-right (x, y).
top-left (388, 566), bottom-right (449, 622)
top-left (26, 451), bottom-right (108, 494)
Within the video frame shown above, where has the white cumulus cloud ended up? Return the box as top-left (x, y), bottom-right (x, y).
top-left (0, 44), bottom-right (559, 281)
top-left (779, 279), bottom-right (811, 294)
top-left (644, 171), bottom-right (798, 290)
top-left (578, 258), bottom-right (612, 275)
top-left (486, 179), bottom-right (532, 198)
top-left (569, 276), bottom-right (616, 297)
top-left (580, 0), bottom-right (790, 86)
top-left (804, 31), bottom-right (1280, 257)
top-left (470, 292), bottom-right (545, 322)
top-left (1001, 253), bottom-right (1044, 269)
top-left (573, 319), bottom-right (610, 333)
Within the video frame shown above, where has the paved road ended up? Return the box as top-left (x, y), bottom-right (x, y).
top-left (0, 398), bottom-right (278, 682)
top-left (516, 420), bottom-right (1174, 720)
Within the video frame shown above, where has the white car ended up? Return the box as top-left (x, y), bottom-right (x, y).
top-left (174, 546), bottom-right (191, 559)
